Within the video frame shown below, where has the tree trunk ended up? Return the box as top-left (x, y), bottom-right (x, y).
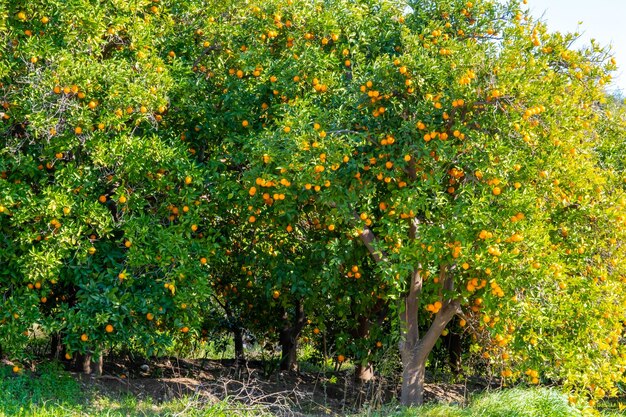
top-left (279, 299), bottom-right (305, 371)
top-left (81, 351), bottom-right (103, 375)
top-left (399, 268), bottom-right (423, 405)
top-left (82, 353), bottom-right (92, 374)
top-left (357, 211), bottom-right (460, 405)
top-left (356, 362), bottom-right (374, 381)
top-left (443, 331), bottom-right (463, 374)
top-left (400, 302), bottom-right (461, 405)
top-left (94, 352), bottom-right (103, 376)
top-left (400, 267), bottom-right (460, 406)
top-left (355, 315), bottom-right (374, 382)
top-left (216, 295), bottom-right (246, 363)
top-left (49, 333), bottom-right (63, 360)
top-left (234, 326), bottom-right (244, 362)
top-left (279, 330), bottom-right (298, 371)
top-left (401, 353), bottom-right (426, 405)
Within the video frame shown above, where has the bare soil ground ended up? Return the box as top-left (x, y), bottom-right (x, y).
top-left (73, 357), bottom-right (489, 416)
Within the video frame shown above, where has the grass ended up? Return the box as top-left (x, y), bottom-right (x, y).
top-left (1, 363), bottom-right (624, 417)
top-left (0, 362), bottom-right (272, 417)
top-left (355, 388), bottom-right (625, 417)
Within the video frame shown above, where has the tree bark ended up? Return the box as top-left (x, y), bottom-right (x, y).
top-left (81, 351), bottom-right (104, 375)
top-left (443, 331), bottom-right (463, 374)
top-left (82, 353), bottom-right (92, 374)
top-left (354, 315), bottom-right (374, 382)
top-left (401, 295), bottom-right (460, 405)
top-left (49, 332), bottom-right (63, 360)
top-left (401, 353), bottom-right (426, 405)
top-left (94, 352), bottom-right (103, 376)
top-left (279, 299), bottom-right (306, 371)
top-left (399, 268), bottom-right (423, 405)
top-left (213, 294), bottom-right (246, 363)
top-left (356, 362), bottom-right (374, 381)
top-left (234, 326), bottom-right (244, 362)
top-left (279, 330), bottom-right (298, 371)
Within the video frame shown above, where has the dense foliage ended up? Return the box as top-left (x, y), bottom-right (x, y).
top-left (1, 0), bottom-right (625, 407)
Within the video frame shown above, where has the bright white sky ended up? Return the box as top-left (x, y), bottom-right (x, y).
top-left (524, 0), bottom-right (625, 94)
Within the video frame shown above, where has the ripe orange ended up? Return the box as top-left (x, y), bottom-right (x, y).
top-left (184, 176), bottom-right (192, 185)
top-left (98, 195), bottom-right (107, 203)
top-left (124, 240), bottom-right (132, 248)
top-left (337, 354), bottom-right (345, 363)
top-left (181, 326), bottom-right (189, 333)
top-left (74, 126), bottom-right (83, 135)
top-left (12, 365), bottom-right (20, 373)
top-left (80, 333), bottom-right (88, 342)
top-left (272, 290), bottom-right (280, 299)
top-left (105, 324), bottom-right (114, 333)
top-left (146, 313), bottom-right (154, 321)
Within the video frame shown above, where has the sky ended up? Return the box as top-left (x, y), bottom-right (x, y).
top-left (525, 0), bottom-right (626, 94)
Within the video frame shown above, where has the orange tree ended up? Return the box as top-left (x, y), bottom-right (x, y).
top-left (0, 0), bottom-right (221, 366)
top-left (165, 0), bottom-right (410, 374)
top-left (153, 0), bottom-right (389, 374)
top-left (2, 0), bottom-right (626, 409)
top-left (183, 0), bottom-right (626, 405)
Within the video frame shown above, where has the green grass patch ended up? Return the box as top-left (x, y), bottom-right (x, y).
top-left (0, 362), bottom-right (272, 417)
top-left (0, 362), bottom-right (82, 416)
top-left (355, 388), bottom-right (587, 417)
